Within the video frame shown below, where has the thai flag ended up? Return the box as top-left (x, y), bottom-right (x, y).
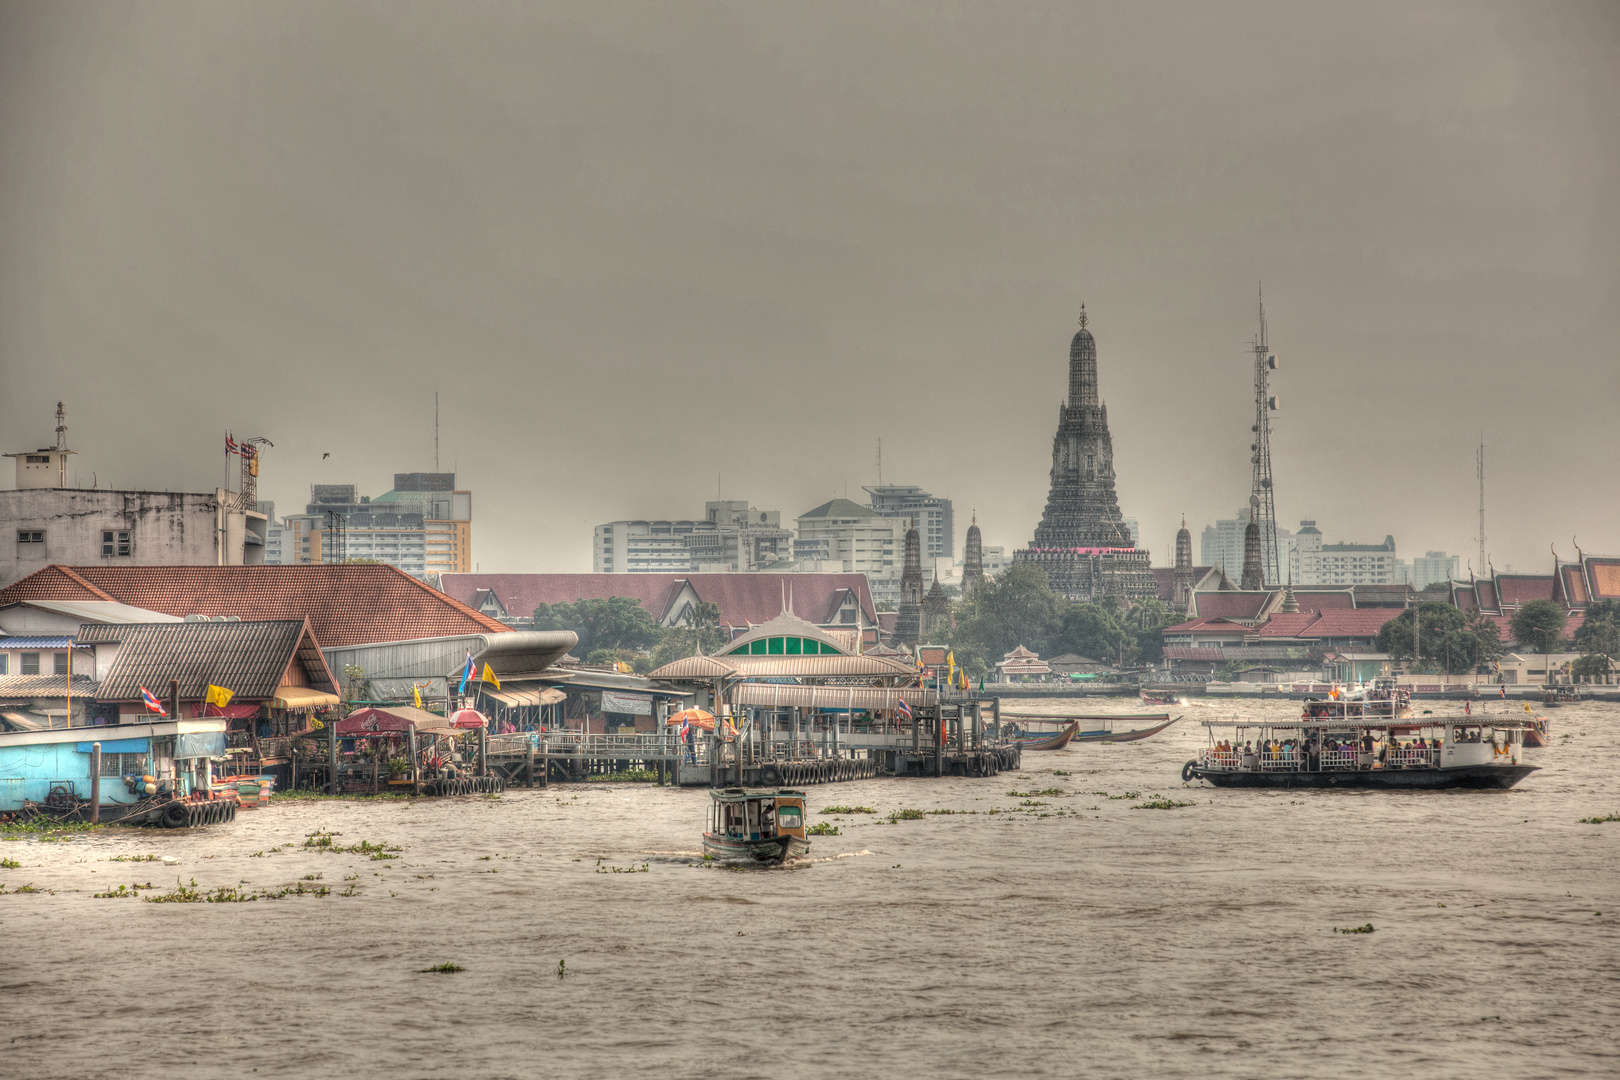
top-left (140, 686), bottom-right (167, 717)
top-left (1499, 685), bottom-right (1506, 699)
top-left (225, 433), bottom-right (239, 455)
top-left (457, 651), bottom-right (476, 694)
top-left (895, 698), bottom-right (913, 720)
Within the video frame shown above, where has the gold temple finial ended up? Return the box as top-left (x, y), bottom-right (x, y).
top-left (1079, 302), bottom-right (1088, 330)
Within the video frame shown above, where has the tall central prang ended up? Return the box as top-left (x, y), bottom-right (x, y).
top-left (1014, 305), bottom-right (1157, 602)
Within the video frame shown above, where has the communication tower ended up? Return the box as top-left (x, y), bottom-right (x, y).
top-left (1249, 290), bottom-right (1281, 586)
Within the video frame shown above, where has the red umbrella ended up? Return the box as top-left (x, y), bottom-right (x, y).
top-left (449, 709), bottom-right (488, 729)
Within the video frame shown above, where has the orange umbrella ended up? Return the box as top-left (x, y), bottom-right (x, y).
top-left (669, 708), bottom-right (715, 732)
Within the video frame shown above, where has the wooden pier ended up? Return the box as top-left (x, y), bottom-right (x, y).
top-left (483, 703), bottom-right (1021, 787)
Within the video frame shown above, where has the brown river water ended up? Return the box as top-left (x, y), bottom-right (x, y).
top-left (2, 699), bottom-right (1617, 1079)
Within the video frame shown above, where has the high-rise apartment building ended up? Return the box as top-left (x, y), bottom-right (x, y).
top-left (271, 473), bottom-right (471, 579)
top-left (1408, 550), bottom-right (1460, 590)
top-left (593, 501), bottom-right (791, 573)
top-left (1291, 521), bottom-right (1400, 585)
top-left (1202, 508), bottom-right (1296, 585)
top-left (863, 485), bottom-right (954, 561)
top-left (796, 498), bottom-right (905, 603)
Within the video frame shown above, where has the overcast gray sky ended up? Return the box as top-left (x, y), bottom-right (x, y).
top-left (2, 1), bottom-right (1616, 575)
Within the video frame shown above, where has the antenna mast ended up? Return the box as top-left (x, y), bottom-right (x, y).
top-left (1250, 288), bottom-right (1280, 585)
top-left (1477, 437), bottom-right (1485, 573)
top-left (435, 392), bottom-right (440, 473)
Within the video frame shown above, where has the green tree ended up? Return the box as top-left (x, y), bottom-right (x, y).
top-left (531, 596), bottom-right (664, 657)
top-left (1376, 603), bottom-right (1467, 669)
top-left (1053, 603), bottom-right (1132, 666)
top-left (1573, 600), bottom-right (1620, 655)
top-left (947, 563), bottom-right (1063, 671)
top-left (1571, 653), bottom-right (1613, 681)
top-left (1509, 599), bottom-right (1567, 652)
top-left (1122, 597), bottom-right (1184, 666)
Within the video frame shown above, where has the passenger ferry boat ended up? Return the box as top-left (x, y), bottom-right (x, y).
top-left (703, 788), bottom-right (811, 864)
top-left (1541, 684), bottom-right (1580, 706)
top-left (1183, 698), bottom-right (1537, 789)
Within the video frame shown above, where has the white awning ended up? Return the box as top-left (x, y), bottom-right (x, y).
top-left (271, 687), bottom-right (342, 710)
top-left (480, 685), bottom-right (566, 708)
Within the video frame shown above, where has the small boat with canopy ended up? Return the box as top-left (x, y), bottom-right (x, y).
top-left (703, 787), bottom-right (811, 864)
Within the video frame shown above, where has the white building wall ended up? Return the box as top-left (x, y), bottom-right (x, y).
top-left (0, 489), bottom-right (258, 588)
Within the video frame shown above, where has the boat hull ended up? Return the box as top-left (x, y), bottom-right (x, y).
top-left (1013, 722), bottom-right (1077, 751)
top-left (1073, 716), bottom-right (1182, 743)
top-left (702, 832), bottom-right (811, 864)
top-left (1191, 764), bottom-right (1537, 790)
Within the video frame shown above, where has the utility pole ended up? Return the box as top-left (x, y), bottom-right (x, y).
top-left (1249, 288), bottom-right (1281, 586)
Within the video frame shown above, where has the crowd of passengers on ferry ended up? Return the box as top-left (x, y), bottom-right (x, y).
top-left (1204, 732), bottom-right (1454, 771)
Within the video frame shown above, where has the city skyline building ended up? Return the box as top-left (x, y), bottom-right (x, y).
top-left (270, 472), bottom-right (472, 579)
top-left (593, 501), bottom-right (791, 574)
top-left (863, 484), bottom-right (954, 561)
top-left (794, 498), bottom-right (905, 603)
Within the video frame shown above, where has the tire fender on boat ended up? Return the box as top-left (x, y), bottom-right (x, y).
top-left (161, 801), bottom-right (190, 828)
top-left (1181, 760), bottom-right (1197, 783)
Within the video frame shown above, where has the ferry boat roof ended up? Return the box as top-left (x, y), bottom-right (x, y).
top-left (709, 787), bottom-right (807, 801)
top-left (1199, 715), bottom-right (1535, 730)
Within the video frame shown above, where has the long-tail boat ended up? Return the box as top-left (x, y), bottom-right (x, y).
top-left (1010, 721), bottom-right (1078, 751)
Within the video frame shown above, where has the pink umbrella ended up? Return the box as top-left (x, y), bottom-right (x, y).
top-left (449, 709), bottom-right (488, 729)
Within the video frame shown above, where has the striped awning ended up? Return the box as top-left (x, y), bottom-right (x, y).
top-left (727, 683), bottom-right (936, 712)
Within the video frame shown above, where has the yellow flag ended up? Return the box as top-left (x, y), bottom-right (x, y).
top-left (947, 651), bottom-right (956, 679)
top-left (413, 683), bottom-right (424, 709)
top-left (482, 663), bottom-right (500, 690)
top-left (205, 685), bottom-right (234, 708)
top-left (616, 661), bottom-right (633, 674)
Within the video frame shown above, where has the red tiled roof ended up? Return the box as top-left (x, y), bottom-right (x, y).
top-left (1452, 585), bottom-right (1479, 612)
top-left (1495, 575), bottom-right (1554, 607)
top-left (1289, 590), bottom-right (1356, 610)
top-left (1585, 558), bottom-right (1620, 600)
top-left (0, 565), bottom-right (507, 649)
top-left (1254, 613), bottom-right (1322, 636)
top-left (1560, 565), bottom-right (1589, 606)
top-left (1162, 617), bottom-right (1251, 636)
top-left (1190, 592), bottom-right (1269, 620)
top-left (437, 572), bottom-right (877, 628)
top-left (1150, 567), bottom-right (1176, 600)
top-left (1475, 580), bottom-right (1500, 612)
top-left (1163, 646), bottom-right (1224, 661)
top-left (1293, 609), bottom-right (1396, 638)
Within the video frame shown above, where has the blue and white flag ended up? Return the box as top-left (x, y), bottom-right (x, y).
top-left (457, 651), bottom-right (476, 694)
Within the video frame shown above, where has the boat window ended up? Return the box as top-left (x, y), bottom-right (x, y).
top-left (777, 807), bottom-right (802, 829)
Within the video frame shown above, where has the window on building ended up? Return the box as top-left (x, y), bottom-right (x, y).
top-left (26, 454), bottom-right (49, 464)
top-left (101, 530), bottom-right (132, 556)
top-left (100, 752), bottom-right (148, 777)
top-left (0, 655), bottom-right (7, 675)
top-left (21, 653), bottom-right (40, 675)
top-left (17, 531), bottom-right (44, 543)
top-left (53, 652), bottom-right (70, 674)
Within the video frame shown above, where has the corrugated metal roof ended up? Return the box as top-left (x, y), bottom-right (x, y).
top-left (0, 674), bottom-right (96, 699)
top-left (93, 619), bottom-right (337, 703)
top-left (729, 683), bottom-right (936, 710)
top-left (0, 637), bottom-right (76, 649)
top-left (648, 654), bottom-right (918, 680)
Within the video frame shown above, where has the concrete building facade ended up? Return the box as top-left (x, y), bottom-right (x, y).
top-left (795, 499), bottom-right (905, 603)
top-left (593, 500), bottom-right (791, 574)
top-left (863, 485), bottom-right (954, 561)
top-left (271, 473), bottom-right (471, 579)
top-left (2, 408), bottom-right (264, 588)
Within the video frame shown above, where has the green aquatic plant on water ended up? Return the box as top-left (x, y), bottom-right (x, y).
top-left (1335, 923), bottom-right (1376, 934)
top-left (595, 862), bottom-right (650, 874)
top-left (1007, 789), bottom-right (1066, 798)
top-left (806, 823), bottom-right (840, 835)
top-left (0, 857), bottom-right (19, 869)
top-left (420, 962), bottom-right (464, 974)
top-left (94, 882), bottom-right (157, 898)
top-left (888, 809), bottom-right (926, 823)
top-left (818, 805), bottom-right (875, 814)
top-left (1579, 814), bottom-right (1620, 824)
top-left (108, 854), bottom-right (163, 862)
top-left (1132, 799), bottom-right (1195, 810)
top-left (0, 882), bottom-right (50, 894)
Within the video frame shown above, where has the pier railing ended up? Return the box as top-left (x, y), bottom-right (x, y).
top-left (485, 732), bottom-right (679, 760)
top-left (1385, 748), bottom-right (1435, 769)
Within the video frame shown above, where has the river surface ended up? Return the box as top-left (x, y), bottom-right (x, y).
top-left (3, 699), bottom-right (1617, 1079)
